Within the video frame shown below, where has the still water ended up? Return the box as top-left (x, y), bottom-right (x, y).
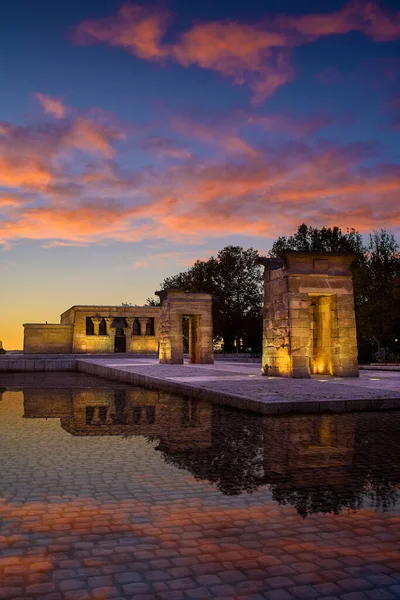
top-left (1, 373), bottom-right (400, 599)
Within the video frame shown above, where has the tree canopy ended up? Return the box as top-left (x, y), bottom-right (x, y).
top-left (155, 224), bottom-right (400, 361)
top-left (269, 223), bottom-right (364, 257)
top-left (269, 223), bottom-right (400, 359)
top-left (158, 246), bottom-right (263, 353)
top-left (355, 230), bottom-right (400, 356)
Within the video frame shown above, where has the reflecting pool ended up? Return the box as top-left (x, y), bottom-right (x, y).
top-left (1, 373), bottom-right (400, 600)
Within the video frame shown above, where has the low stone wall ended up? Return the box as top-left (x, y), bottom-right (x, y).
top-left (23, 324), bottom-right (73, 354)
top-left (0, 358), bottom-right (77, 372)
top-left (0, 353), bottom-right (159, 372)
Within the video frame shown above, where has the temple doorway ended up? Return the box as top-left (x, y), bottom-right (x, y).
top-left (309, 295), bottom-right (333, 375)
top-left (188, 315), bottom-right (201, 364)
top-left (113, 317), bottom-right (127, 353)
top-left (114, 331), bottom-right (126, 353)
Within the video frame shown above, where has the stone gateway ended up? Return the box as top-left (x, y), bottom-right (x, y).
top-left (259, 252), bottom-right (359, 378)
top-left (156, 289), bottom-right (214, 365)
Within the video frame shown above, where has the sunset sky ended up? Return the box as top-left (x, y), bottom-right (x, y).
top-left (1, 0), bottom-right (400, 348)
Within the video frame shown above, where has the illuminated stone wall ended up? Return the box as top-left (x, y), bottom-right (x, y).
top-left (23, 324), bottom-right (73, 354)
top-left (261, 252), bottom-right (359, 378)
top-left (24, 305), bottom-right (159, 354)
top-left (65, 306), bottom-right (159, 354)
top-left (156, 289), bottom-right (213, 364)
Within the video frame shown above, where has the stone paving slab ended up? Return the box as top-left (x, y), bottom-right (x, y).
top-left (77, 359), bottom-right (400, 415)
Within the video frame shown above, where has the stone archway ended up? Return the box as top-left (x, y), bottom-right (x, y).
top-left (155, 289), bottom-right (214, 364)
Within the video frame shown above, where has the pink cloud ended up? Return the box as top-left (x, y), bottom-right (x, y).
top-left (34, 92), bottom-right (67, 119)
top-left (171, 116), bottom-right (258, 156)
top-left (71, 2), bottom-right (400, 103)
top-left (72, 4), bottom-right (170, 60)
top-left (278, 1), bottom-right (400, 42)
top-left (64, 116), bottom-right (125, 157)
top-left (0, 96), bottom-right (127, 200)
top-left (141, 136), bottom-right (192, 160)
top-left (171, 22), bottom-right (292, 102)
top-left (1, 94), bottom-right (400, 249)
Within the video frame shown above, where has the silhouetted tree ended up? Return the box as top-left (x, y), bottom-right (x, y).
top-left (355, 230), bottom-right (400, 356)
top-left (145, 297), bottom-right (160, 306)
top-left (269, 223), bottom-right (400, 360)
top-left (269, 223), bottom-right (364, 257)
top-left (158, 246), bottom-right (263, 353)
top-left (157, 405), bottom-right (265, 495)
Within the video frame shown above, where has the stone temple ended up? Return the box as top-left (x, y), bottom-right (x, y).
top-left (22, 251), bottom-right (359, 377)
top-left (23, 289), bottom-right (214, 365)
top-left (259, 252), bottom-right (359, 378)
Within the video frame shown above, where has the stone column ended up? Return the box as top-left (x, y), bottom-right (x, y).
top-left (153, 317), bottom-right (159, 338)
top-left (104, 317), bottom-right (114, 335)
top-left (109, 326), bottom-right (116, 353)
top-left (91, 316), bottom-right (102, 336)
top-left (139, 317), bottom-right (148, 336)
top-left (125, 318), bottom-right (134, 352)
top-left (104, 318), bottom-right (114, 352)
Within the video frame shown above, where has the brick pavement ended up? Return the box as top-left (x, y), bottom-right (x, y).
top-left (1, 388), bottom-right (400, 599)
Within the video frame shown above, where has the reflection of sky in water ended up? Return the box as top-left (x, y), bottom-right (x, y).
top-left (1, 379), bottom-right (400, 598)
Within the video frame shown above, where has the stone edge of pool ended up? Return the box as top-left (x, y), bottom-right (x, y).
top-left (75, 360), bottom-right (400, 416)
top-left (2, 355), bottom-right (400, 415)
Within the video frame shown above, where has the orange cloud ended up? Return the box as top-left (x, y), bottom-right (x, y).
top-left (73, 3), bottom-right (170, 60)
top-left (142, 143), bottom-right (400, 240)
top-left (278, 1), bottom-right (400, 42)
top-left (172, 22), bottom-right (292, 102)
top-left (171, 116), bottom-right (258, 156)
top-left (0, 96), bottom-right (127, 202)
top-left (71, 2), bottom-right (400, 103)
top-left (64, 116), bottom-right (125, 157)
top-left (1, 94), bottom-right (400, 249)
top-left (1, 202), bottom-right (152, 246)
top-left (141, 136), bottom-right (192, 160)
top-left (0, 157), bottom-right (51, 188)
top-left (0, 194), bottom-right (28, 207)
top-left (34, 92), bottom-right (67, 119)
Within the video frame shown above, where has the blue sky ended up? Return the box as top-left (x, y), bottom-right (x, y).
top-left (1, 0), bottom-right (399, 347)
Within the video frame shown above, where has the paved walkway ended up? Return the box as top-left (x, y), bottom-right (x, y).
top-left (77, 359), bottom-right (400, 414)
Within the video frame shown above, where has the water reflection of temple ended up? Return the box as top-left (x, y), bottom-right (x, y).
top-left (22, 388), bottom-right (400, 515)
top-left (23, 388), bottom-right (213, 449)
top-left (264, 414), bottom-right (355, 487)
